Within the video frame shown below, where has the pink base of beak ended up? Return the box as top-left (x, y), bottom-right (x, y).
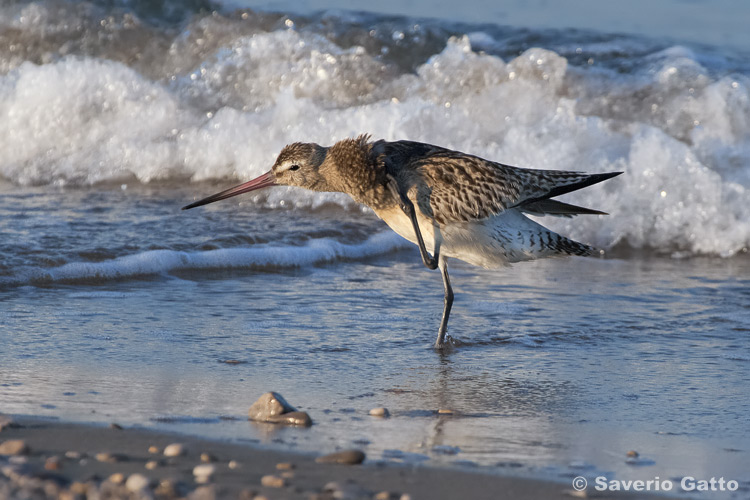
top-left (182, 171), bottom-right (276, 210)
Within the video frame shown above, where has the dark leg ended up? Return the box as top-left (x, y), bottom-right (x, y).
top-left (398, 195), bottom-right (439, 270)
top-left (435, 256), bottom-right (454, 348)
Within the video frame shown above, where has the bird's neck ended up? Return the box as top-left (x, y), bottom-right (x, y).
top-left (322, 137), bottom-right (394, 209)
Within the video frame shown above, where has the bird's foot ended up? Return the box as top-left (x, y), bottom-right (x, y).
top-left (433, 335), bottom-right (460, 351)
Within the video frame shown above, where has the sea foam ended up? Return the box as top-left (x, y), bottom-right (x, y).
top-left (0, 3), bottom-right (748, 256)
top-left (6, 231), bottom-right (409, 286)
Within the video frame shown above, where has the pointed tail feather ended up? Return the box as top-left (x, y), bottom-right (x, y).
top-left (521, 199), bottom-right (608, 218)
top-left (514, 171), bottom-right (623, 209)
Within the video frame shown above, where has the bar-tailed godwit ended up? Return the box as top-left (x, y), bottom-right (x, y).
top-left (183, 135), bottom-right (621, 348)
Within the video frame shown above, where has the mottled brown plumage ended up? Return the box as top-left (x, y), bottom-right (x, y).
top-left (183, 135), bottom-right (622, 348)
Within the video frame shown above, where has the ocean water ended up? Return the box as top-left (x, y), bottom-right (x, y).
top-left (1, 0), bottom-right (749, 497)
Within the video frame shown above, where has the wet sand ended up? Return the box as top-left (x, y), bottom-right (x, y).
top-left (0, 416), bottom-right (662, 500)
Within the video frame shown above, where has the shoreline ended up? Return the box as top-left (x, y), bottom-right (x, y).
top-left (0, 415), bottom-right (657, 500)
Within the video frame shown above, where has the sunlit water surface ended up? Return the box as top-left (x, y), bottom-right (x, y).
top-left (1, 186), bottom-right (749, 497)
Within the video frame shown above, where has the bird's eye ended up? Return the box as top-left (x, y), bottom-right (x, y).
top-left (289, 164), bottom-right (300, 171)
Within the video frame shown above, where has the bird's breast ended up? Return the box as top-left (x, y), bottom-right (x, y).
top-left (373, 206), bottom-right (436, 254)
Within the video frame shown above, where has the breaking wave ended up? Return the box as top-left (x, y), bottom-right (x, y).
top-left (0, 1), bottom-right (748, 256)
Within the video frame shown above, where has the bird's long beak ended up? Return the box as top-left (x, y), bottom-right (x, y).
top-left (182, 171), bottom-right (276, 210)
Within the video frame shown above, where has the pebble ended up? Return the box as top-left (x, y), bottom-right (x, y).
top-left (276, 462), bottom-right (295, 470)
top-left (626, 450), bottom-right (639, 458)
top-left (193, 463), bottom-right (216, 483)
top-left (375, 492), bottom-right (399, 500)
top-left (260, 475), bottom-right (285, 488)
top-left (145, 460), bottom-right (160, 470)
top-left (437, 409), bottom-right (454, 415)
top-left (315, 449), bottom-right (366, 465)
top-left (200, 452), bottom-right (217, 463)
top-left (44, 456), bottom-right (62, 470)
top-left (108, 473), bottom-right (125, 485)
top-left (228, 460), bottom-right (239, 469)
top-left (369, 407), bottom-right (390, 418)
top-left (125, 473), bottom-right (150, 492)
top-left (148, 445), bottom-right (160, 454)
top-left (109, 422), bottom-right (123, 430)
top-left (64, 451), bottom-right (82, 460)
top-left (95, 452), bottom-right (123, 463)
top-left (275, 411), bottom-right (313, 426)
top-left (164, 443), bottom-right (186, 457)
top-left (248, 392), bottom-right (313, 427)
top-left (280, 471), bottom-right (295, 479)
top-left (0, 440), bottom-right (29, 456)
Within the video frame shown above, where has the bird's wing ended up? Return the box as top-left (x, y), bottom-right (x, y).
top-left (375, 141), bottom-right (620, 224)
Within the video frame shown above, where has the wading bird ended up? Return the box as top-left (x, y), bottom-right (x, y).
top-left (183, 135), bottom-right (621, 348)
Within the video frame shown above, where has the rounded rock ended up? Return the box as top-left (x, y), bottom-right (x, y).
top-left (163, 443), bottom-right (186, 457)
top-left (369, 407), bottom-right (390, 418)
top-left (228, 460), bottom-right (239, 469)
top-left (260, 475), bottom-right (286, 488)
top-left (194, 463), bottom-right (216, 484)
top-left (626, 450), bottom-right (639, 458)
top-left (147, 445), bottom-right (160, 454)
top-left (125, 473), bottom-right (150, 492)
top-left (248, 392), bottom-right (296, 420)
top-left (108, 473), bottom-right (125, 485)
top-left (44, 456), bottom-right (62, 470)
top-left (275, 462), bottom-right (295, 470)
top-left (95, 452), bottom-right (122, 463)
top-left (272, 410), bottom-right (312, 427)
top-left (193, 463), bottom-right (216, 478)
top-left (145, 460), bottom-right (160, 470)
top-left (200, 452), bottom-right (217, 463)
top-left (0, 439), bottom-right (29, 456)
top-left (315, 449), bottom-right (366, 465)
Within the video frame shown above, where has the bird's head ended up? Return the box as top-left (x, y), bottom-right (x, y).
top-left (270, 142), bottom-right (329, 190)
top-left (182, 142), bottom-right (328, 210)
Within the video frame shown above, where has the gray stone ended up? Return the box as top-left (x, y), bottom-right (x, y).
top-left (248, 392), bottom-right (312, 426)
top-left (315, 449), bottom-right (366, 465)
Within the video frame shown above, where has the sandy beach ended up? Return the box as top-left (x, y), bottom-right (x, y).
top-left (0, 415), bottom-right (662, 500)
